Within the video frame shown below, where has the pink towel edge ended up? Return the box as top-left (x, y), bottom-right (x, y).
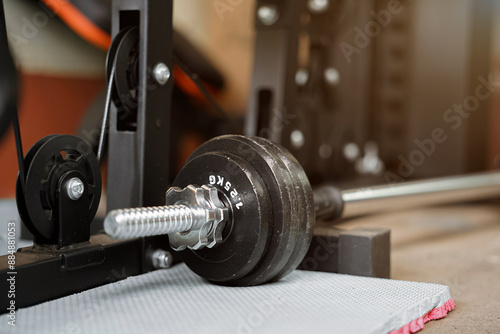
top-left (388, 299), bottom-right (456, 334)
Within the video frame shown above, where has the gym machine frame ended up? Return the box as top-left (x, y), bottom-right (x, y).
top-left (0, 0), bottom-right (181, 311)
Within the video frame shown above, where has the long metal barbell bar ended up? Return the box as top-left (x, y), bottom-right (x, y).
top-left (314, 171), bottom-right (500, 221)
top-left (106, 170), bottom-right (500, 240)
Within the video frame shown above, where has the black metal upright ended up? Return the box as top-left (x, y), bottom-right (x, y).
top-left (0, 0), bottom-right (19, 146)
top-left (107, 0), bottom-right (174, 211)
top-left (0, 0), bottom-right (177, 312)
top-left (245, 0), bottom-right (304, 144)
top-left (245, 0), bottom-right (372, 184)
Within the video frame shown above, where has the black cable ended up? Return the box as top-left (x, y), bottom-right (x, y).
top-left (97, 62), bottom-right (115, 164)
top-left (173, 55), bottom-right (240, 134)
top-left (11, 105), bottom-right (25, 191)
top-left (1, 0), bottom-right (25, 191)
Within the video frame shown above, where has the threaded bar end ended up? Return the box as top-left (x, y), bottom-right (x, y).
top-left (104, 205), bottom-right (196, 239)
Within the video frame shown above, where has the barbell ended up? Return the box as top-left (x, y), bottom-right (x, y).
top-left (104, 135), bottom-right (500, 285)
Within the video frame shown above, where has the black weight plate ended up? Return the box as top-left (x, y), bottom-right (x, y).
top-left (16, 135), bottom-right (58, 241)
top-left (253, 137), bottom-right (315, 281)
top-left (182, 135), bottom-right (297, 285)
top-left (174, 152), bottom-right (272, 283)
top-left (228, 136), bottom-right (299, 285)
top-left (23, 135), bottom-right (101, 242)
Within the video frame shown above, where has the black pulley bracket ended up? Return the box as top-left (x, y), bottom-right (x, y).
top-left (16, 135), bottom-right (102, 246)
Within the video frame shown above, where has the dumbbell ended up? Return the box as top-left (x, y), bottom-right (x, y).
top-left (105, 135), bottom-right (500, 285)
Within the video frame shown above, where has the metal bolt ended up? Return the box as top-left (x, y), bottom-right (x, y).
top-left (66, 177), bottom-right (84, 200)
top-left (355, 142), bottom-right (385, 175)
top-left (343, 143), bottom-right (360, 161)
top-left (153, 63), bottom-right (170, 85)
top-left (151, 249), bottom-right (173, 269)
top-left (295, 69), bottom-right (309, 86)
top-left (308, 0), bottom-right (329, 14)
top-left (290, 130), bottom-right (305, 149)
top-left (324, 67), bottom-right (340, 86)
top-left (257, 5), bottom-right (279, 26)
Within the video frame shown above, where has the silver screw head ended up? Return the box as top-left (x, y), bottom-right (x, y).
top-left (66, 177), bottom-right (84, 200)
top-left (324, 67), bottom-right (340, 85)
top-left (151, 249), bottom-right (173, 269)
top-left (290, 130), bottom-right (305, 149)
top-left (257, 5), bottom-right (279, 25)
top-left (308, 0), bottom-right (329, 14)
top-left (343, 142), bottom-right (360, 161)
top-left (295, 69), bottom-right (309, 86)
top-left (153, 63), bottom-right (170, 85)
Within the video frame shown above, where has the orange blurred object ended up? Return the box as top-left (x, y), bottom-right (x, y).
top-left (38, 1), bottom-right (217, 104)
top-left (41, 0), bottom-right (111, 50)
top-left (0, 73), bottom-right (104, 198)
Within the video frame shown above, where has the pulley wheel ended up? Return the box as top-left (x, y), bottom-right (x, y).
top-left (16, 135), bottom-right (101, 244)
top-left (106, 27), bottom-right (139, 112)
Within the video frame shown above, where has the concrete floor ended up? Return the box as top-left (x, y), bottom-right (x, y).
top-left (338, 203), bottom-right (500, 333)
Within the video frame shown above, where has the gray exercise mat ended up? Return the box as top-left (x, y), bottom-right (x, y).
top-left (1, 263), bottom-right (453, 334)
